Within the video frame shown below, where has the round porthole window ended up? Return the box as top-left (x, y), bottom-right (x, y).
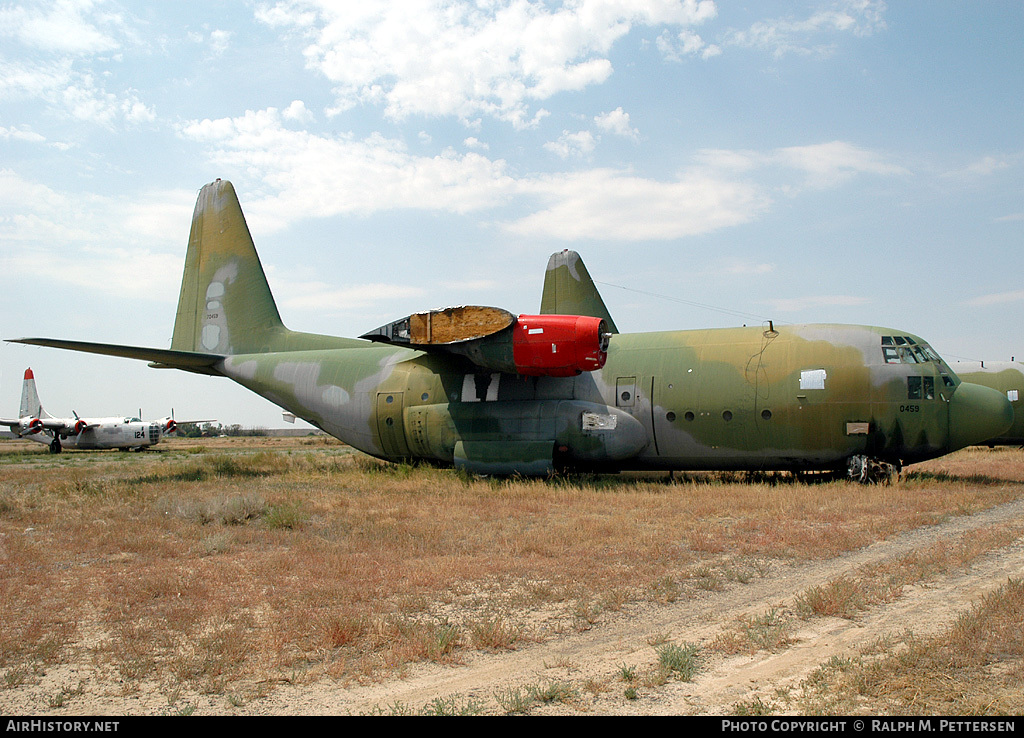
top-left (386, 395), bottom-right (394, 404)
top-left (723, 410), bottom-right (733, 421)
top-left (762, 409), bottom-right (772, 420)
top-left (685, 411), bottom-right (695, 421)
top-left (666, 412), bottom-right (676, 422)
top-left (621, 391), bottom-right (631, 402)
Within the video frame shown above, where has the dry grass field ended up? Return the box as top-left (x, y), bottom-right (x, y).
top-left (0, 436), bottom-right (1022, 715)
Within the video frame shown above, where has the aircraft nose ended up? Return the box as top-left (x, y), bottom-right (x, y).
top-left (947, 382), bottom-right (1014, 451)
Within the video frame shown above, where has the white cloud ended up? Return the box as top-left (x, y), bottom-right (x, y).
top-left (178, 108), bottom-right (519, 230)
top-left (0, 0), bottom-right (124, 55)
top-left (60, 79), bottom-right (156, 127)
top-left (0, 171), bottom-right (192, 301)
top-left (282, 100), bottom-right (313, 122)
top-left (724, 0), bottom-right (887, 58)
top-left (695, 141), bottom-right (907, 189)
top-left (209, 29), bottom-right (232, 55)
top-left (257, 0), bottom-right (718, 127)
top-left (179, 108), bottom-right (906, 242)
top-left (657, 28), bottom-right (721, 60)
top-left (772, 141), bottom-right (907, 188)
top-left (965, 291), bottom-right (1024, 308)
top-left (0, 126), bottom-right (47, 144)
top-left (595, 107), bottom-right (639, 140)
top-left (503, 168), bottom-right (769, 240)
top-left (544, 130), bottom-right (597, 159)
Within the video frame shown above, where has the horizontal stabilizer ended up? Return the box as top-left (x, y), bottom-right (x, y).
top-left (6, 338), bottom-right (225, 376)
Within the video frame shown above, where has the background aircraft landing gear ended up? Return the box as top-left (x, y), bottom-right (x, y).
top-left (847, 454), bottom-right (899, 484)
top-left (49, 437), bottom-right (62, 454)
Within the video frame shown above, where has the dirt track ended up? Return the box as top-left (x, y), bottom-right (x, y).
top-left (6, 494), bottom-right (1021, 716)
top-left (252, 496), bottom-right (1024, 715)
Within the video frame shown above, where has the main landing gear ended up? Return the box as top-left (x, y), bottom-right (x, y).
top-left (846, 454), bottom-right (900, 484)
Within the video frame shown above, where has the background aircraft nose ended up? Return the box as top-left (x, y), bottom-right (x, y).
top-left (947, 382), bottom-right (1014, 451)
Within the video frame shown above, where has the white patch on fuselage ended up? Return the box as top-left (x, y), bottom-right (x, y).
top-left (225, 357), bottom-right (259, 380)
top-left (321, 384), bottom-right (351, 408)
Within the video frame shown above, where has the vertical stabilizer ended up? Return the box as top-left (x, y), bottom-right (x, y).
top-left (540, 250), bottom-right (618, 334)
top-left (19, 368), bottom-right (47, 419)
top-left (171, 180), bottom-right (361, 355)
top-left (171, 180), bottom-right (285, 355)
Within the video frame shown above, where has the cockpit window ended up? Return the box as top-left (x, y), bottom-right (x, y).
top-left (881, 337), bottom-right (937, 365)
top-left (881, 337), bottom-right (958, 387)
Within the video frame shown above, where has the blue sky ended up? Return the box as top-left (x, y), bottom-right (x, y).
top-left (1, 0), bottom-right (1022, 429)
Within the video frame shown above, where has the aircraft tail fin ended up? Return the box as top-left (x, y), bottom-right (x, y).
top-left (19, 368), bottom-right (47, 419)
top-left (171, 180), bottom-right (286, 355)
top-left (540, 250), bottom-right (618, 334)
top-left (171, 179), bottom-right (360, 355)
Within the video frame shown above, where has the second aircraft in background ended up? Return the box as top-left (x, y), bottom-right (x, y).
top-left (0, 367), bottom-right (210, 453)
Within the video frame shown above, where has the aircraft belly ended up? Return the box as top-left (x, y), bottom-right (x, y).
top-left (403, 399), bottom-right (647, 472)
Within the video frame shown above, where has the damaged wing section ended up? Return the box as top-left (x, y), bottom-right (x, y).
top-left (362, 305), bottom-right (610, 377)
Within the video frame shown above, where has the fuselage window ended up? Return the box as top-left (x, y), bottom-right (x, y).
top-left (908, 376), bottom-right (935, 400)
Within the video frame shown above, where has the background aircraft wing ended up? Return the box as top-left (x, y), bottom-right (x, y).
top-left (5, 338), bottom-right (225, 376)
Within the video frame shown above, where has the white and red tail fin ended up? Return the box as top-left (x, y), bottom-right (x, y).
top-left (19, 368), bottom-right (50, 419)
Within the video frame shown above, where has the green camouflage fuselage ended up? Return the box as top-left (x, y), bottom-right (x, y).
top-left (217, 323), bottom-right (988, 474)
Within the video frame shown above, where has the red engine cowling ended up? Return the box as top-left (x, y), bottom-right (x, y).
top-left (22, 417), bottom-right (43, 435)
top-left (73, 419), bottom-right (87, 435)
top-left (512, 315), bottom-right (609, 377)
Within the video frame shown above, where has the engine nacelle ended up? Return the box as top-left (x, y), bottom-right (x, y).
top-left (72, 419), bottom-right (88, 435)
top-left (20, 417), bottom-right (43, 435)
top-left (163, 418), bottom-right (177, 434)
top-left (512, 315), bottom-right (609, 377)
top-left (361, 307), bottom-right (611, 377)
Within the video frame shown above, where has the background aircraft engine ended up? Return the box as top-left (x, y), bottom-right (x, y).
top-left (164, 418), bottom-right (177, 434)
top-left (512, 315), bottom-right (610, 377)
top-left (20, 417), bottom-right (43, 435)
top-left (72, 419), bottom-right (87, 435)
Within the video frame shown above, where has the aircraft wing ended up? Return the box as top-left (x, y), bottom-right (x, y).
top-left (6, 338), bottom-right (225, 376)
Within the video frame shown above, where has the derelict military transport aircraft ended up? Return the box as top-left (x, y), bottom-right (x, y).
top-left (7, 179), bottom-right (1013, 481)
top-left (0, 367), bottom-right (196, 453)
